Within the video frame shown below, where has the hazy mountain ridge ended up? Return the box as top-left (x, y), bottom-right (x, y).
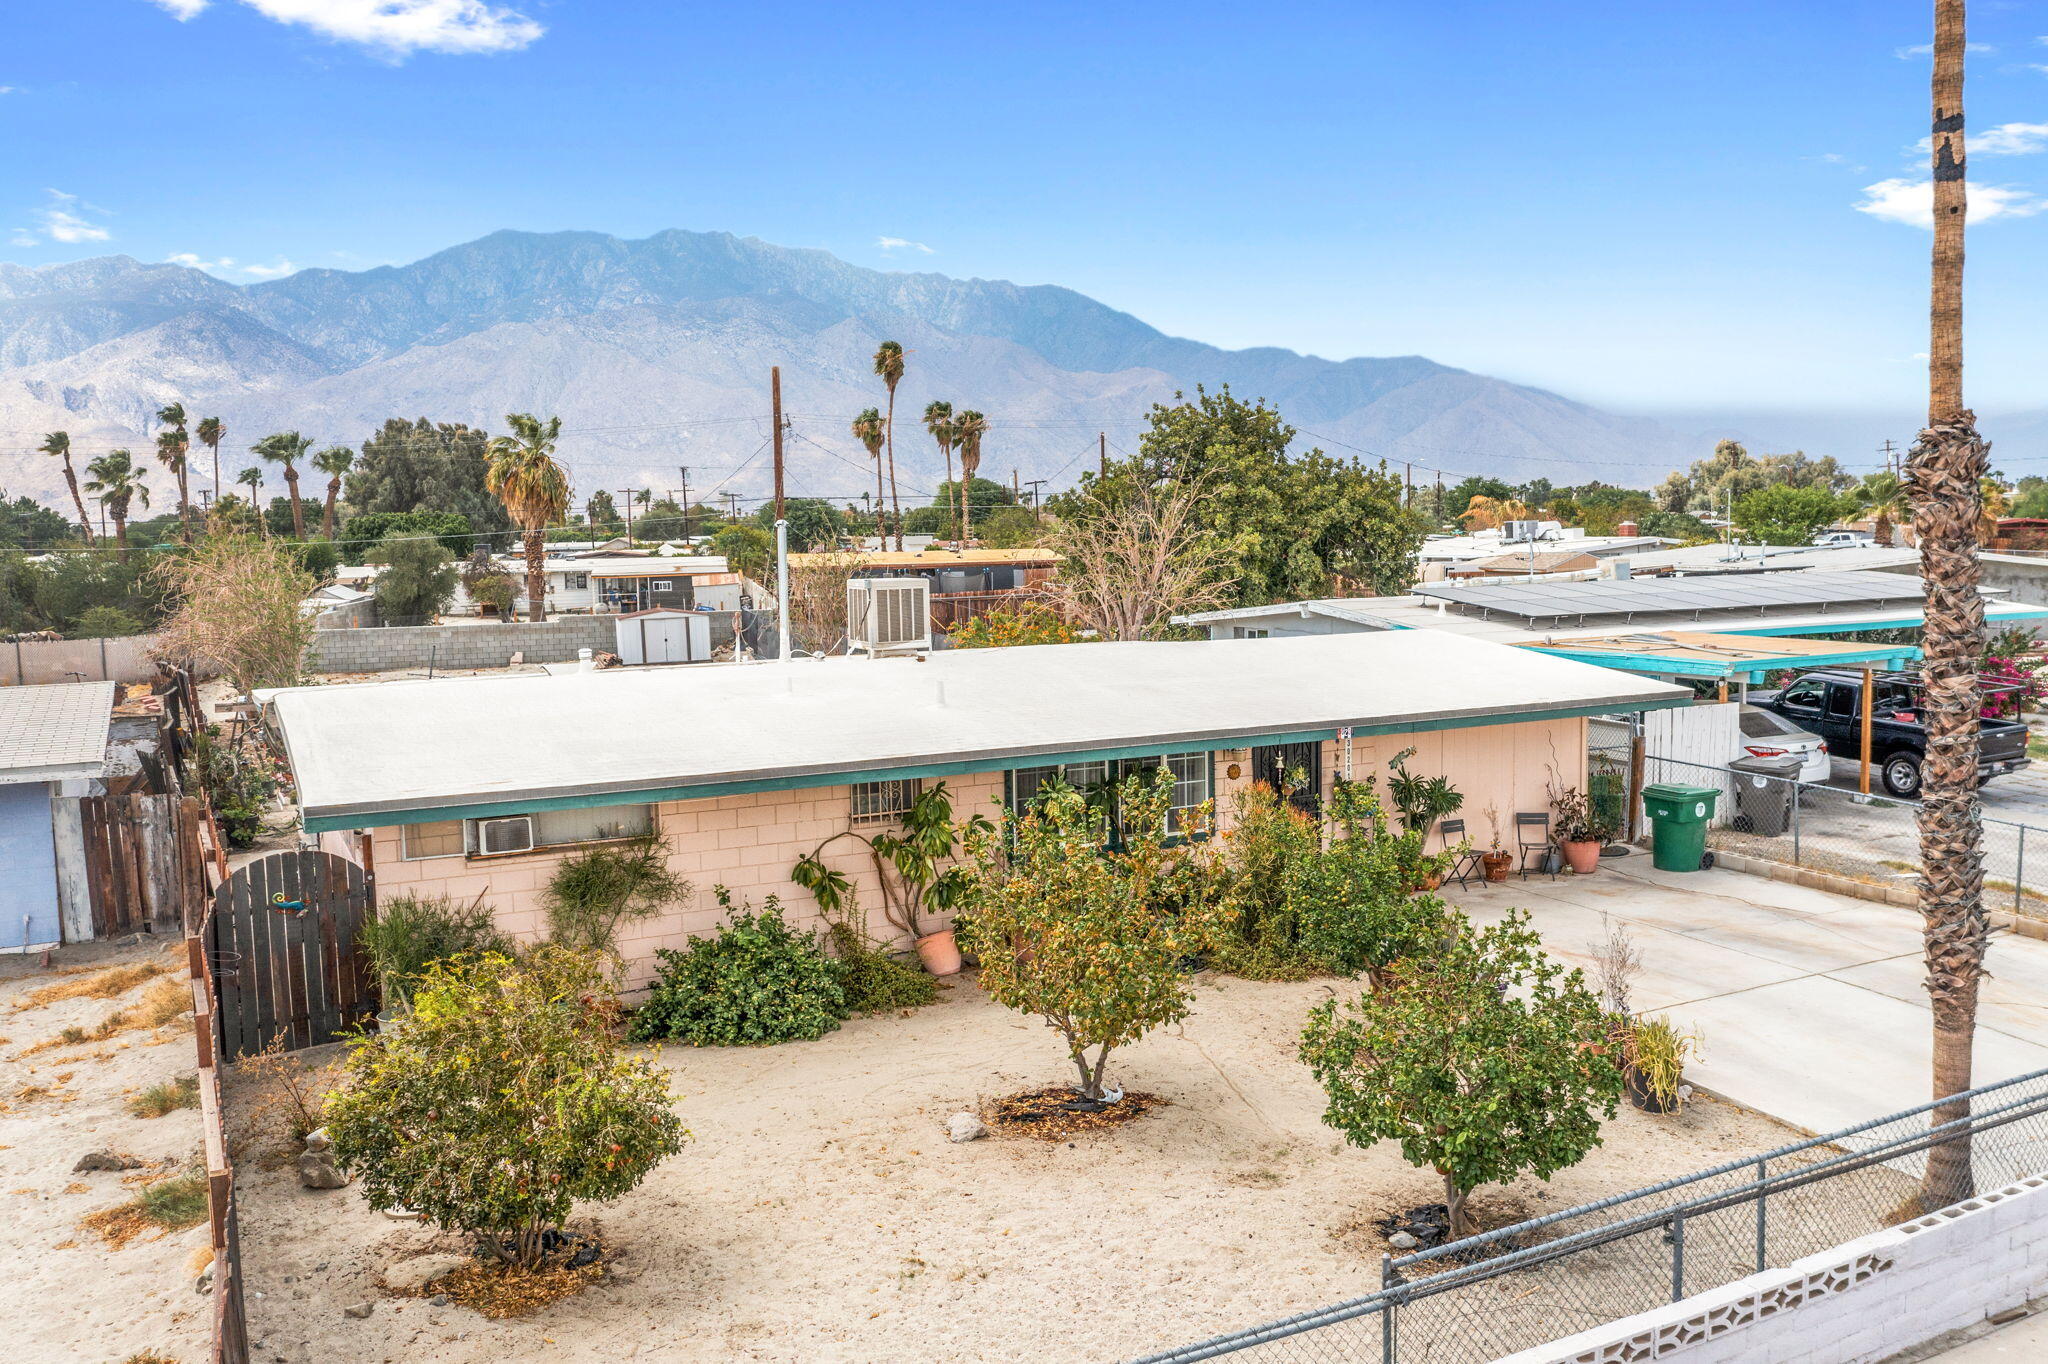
top-left (0, 229), bottom-right (1713, 508)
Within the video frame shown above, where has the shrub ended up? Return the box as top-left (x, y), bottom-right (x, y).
top-left (949, 600), bottom-right (1080, 649)
top-left (70, 605), bottom-right (146, 638)
top-left (542, 834), bottom-right (688, 962)
top-left (358, 891), bottom-right (515, 1010)
top-left (827, 925), bottom-right (939, 1013)
top-left (629, 890), bottom-right (849, 1046)
top-left (138, 1168), bottom-right (210, 1229)
top-left (128, 1074), bottom-right (199, 1118)
top-left (368, 533), bottom-right (459, 622)
top-left (324, 947), bottom-right (686, 1269)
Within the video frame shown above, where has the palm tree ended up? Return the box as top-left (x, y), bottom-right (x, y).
top-left (851, 408), bottom-right (887, 545)
top-left (873, 341), bottom-right (907, 551)
top-left (1909, 0), bottom-right (1991, 1214)
top-left (252, 430), bottom-right (313, 538)
top-left (155, 402), bottom-right (193, 540)
top-left (196, 416), bottom-right (226, 513)
top-left (311, 445), bottom-right (354, 539)
top-left (1849, 471), bottom-right (1910, 547)
top-left (83, 449), bottom-right (149, 552)
top-left (953, 410), bottom-right (988, 543)
top-left (38, 431), bottom-right (93, 545)
top-left (485, 413), bottom-right (572, 622)
top-left (235, 466), bottom-right (266, 536)
top-left (923, 400), bottom-right (958, 543)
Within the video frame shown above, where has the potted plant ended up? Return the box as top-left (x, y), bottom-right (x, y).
top-left (1620, 1014), bottom-right (1701, 1113)
top-left (1552, 786), bottom-right (1605, 875)
top-left (1479, 804), bottom-right (1512, 882)
top-left (1386, 750), bottom-right (1465, 843)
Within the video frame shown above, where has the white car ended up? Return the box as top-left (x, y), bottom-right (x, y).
top-left (1810, 531), bottom-right (1874, 549)
top-left (1737, 704), bottom-right (1831, 782)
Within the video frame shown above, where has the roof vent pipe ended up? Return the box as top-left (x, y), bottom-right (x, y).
top-left (578, 648), bottom-right (595, 674)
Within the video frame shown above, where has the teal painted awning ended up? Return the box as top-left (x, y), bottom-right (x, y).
top-left (1525, 630), bottom-right (1922, 683)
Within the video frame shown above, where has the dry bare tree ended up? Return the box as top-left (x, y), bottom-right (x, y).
top-left (1045, 480), bottom-right (1235, 640)
top-left (787, 550), bottom-right (868, 655)
top-left (152, 534), bottom-right (316, 696)
top-left (1910, 0), bottom-right (1991, 1212)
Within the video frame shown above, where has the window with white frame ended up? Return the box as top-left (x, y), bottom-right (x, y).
top-left (564, 571), bottom-right (589, 591)
top-left (1007, 753), bottom-right (1212, 836)
top-left (650, 580), bottom-right (673, 592)
top-left (851, 778), bottom-right (921, 824)
top-left (1233, 627), bottom-right (1270, 639)
top-left (457, 802), bottom-right (654, 857)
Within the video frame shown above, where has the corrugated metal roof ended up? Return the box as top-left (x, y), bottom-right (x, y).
top-left (0, 681), bottom-right (115, 785)
top-left (1412, 570), bottom-right (1927, 622)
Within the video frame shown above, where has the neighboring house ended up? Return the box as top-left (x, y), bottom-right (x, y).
top-left (1444, 549), bottom-right (1599, 579)
top-left (266, 633), bottom-right (1689, 992)
top-left (797, 546), bottom-right (1063, 639)
top-left (335, 555), bottom-right (743, 618)
top-left (0, 682), bottom-right (114, 952)
top-left (1417, 526), bottom-right (1669, 580)
top-left (304, 584), bottom-right (376, 629)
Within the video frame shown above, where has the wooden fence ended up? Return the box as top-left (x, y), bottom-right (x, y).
top-left (182, 802), bottom-right (249, 1364)
top-left (52, 793), bottom-right (206, 942)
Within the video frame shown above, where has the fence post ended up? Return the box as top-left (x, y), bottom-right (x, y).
top-left (1670, 1212), bottom-right (1686, 1302)
top-left (1754, 1157), bottom-right (1767, 1271)
top-left (1381, 1253), bottom-right (1397, 1363)
top-left (1790, 781), bottom-right (1801, 865)
top-left (2018, 824), bottom-right (2028, 918)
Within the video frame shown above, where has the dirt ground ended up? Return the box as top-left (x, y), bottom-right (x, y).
top-left (235, 972), bottom-right (1807, 1364)
top-left (0, 935), bottom-right (209, 1364)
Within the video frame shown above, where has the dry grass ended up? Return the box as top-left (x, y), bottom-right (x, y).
top-left (83, 1169), bottom-right (209, 1249)
top-left (986, 1087), bottom-right (1163, 1141)
top-left (14, 961), bottom-right (171, 1012)
top-left (122, 1353), bottom-right (178, 1364)
top-left (128, 1075), bottom-right (199, 1119)
top-left (425, 1260), bottom-right (605, 1319)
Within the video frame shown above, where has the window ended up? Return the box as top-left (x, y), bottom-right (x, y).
top-left (564, 572), bottom-right (589, 591)
top-left (1825, 685), bottom-right (1855, 720)
top-left (1007, 753), bottom-right (1212, 837)
top-left (1778, 678), bottom-right (1825, 712)
top-left (400, 820), bottom-right (463, 860)
top-left (1233, 627), bottom-right (1270, 639)
top-left (851, 779), bottom-right (921, 824)
top-left (650, 580), bottom-right (673, 591)
top-left (461, 802), bottom-right (654, 856)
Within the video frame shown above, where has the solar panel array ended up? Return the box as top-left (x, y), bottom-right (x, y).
top-left (1410, 570), bottom-right (1926, 622)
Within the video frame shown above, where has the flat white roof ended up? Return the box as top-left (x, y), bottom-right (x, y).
top-left (269, 633), bottom-right (1689, 830)
top-left (0, 681), bottom-right (115, 785)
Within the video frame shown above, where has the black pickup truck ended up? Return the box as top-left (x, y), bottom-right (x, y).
top-left (1751, 669), bottom-right (2030, 798)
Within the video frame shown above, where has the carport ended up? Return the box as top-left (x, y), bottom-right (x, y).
top-left (1523, 630), bottom-right (1923, 794)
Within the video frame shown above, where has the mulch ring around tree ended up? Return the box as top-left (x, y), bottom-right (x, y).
top-left (1333, 1195), bottom-right (1538, 1265)
top-left (412, 1231), bottom-right (608, 1319)
top-left (986, 1086), bottom-right (1163, 1141)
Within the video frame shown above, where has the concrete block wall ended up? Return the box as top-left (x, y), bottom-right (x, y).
top-left (304, 617), bottom-right (618, 673)
top-left (1494, 1174), bottom-right (2048, 1364)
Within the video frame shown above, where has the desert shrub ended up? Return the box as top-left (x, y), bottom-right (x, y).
top-left (138, 1168), bottom-right (210, 1229)
top-left (324, 947), bottom-right (686, 1269)
top-left (128, 1074), bottom-right (199, 1118)
top-left (71, 605), bottom-right (146, 638)
top-left (827, 925), bottom-right (939, 1013)
top-left (233, 1032), bottom-right (340, 1147)
top-left (629, 890), bottom-right (848, 1046)
top-left (358, 891), bottom-right (513, 1009)
top-left (542, 834), bottom-right (688, 961)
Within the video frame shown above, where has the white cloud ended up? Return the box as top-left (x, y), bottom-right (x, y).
top-left (147, 0), bottom-right (211, 17)
top-left (238, 259), bottom-right (298, 279)
top-left (31, 190), bottom-right (112, 244)
top-left (167, 252), bottom-right (236, 270)
top-left (1914, 121), bottom-right (2048, 156)
top-left (9, 230), bottom-right (37, 248)
top-left (170, 1), bottom-right (544, 57)
top-left (876, 236), bottom-right (935, 255)
top-left (1895, 41), bottom-right (1995, 59)
top-left (0, 87), bottom-right (17, 95)
top-left (1855, 177), bottom-right (2048, 226)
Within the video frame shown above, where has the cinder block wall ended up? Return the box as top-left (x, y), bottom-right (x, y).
top-left (1494, 1174), bottom-right (2048, 1364)
top-left (304, 617), bottom-right (618, 673)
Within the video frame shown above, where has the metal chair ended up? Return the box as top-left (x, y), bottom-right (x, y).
top-left (1516, 811), bottom-right (1558, 880)
top-left (1439, 818), bottom-right (1484, 888)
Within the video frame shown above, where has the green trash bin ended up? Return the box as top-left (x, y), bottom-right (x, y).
top-left (1642, 783), bottom-right (1720, 872)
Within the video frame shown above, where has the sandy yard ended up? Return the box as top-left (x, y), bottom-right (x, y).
top-left (235, 971), bottom-right (1806, 1364)
top-left (0, 936), bottom-right (210, 1364)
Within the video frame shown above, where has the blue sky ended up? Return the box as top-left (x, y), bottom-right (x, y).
top-left (5, 0), bottom-right (2048, 413)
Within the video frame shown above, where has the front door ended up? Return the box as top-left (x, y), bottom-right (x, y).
top-left (1250, 741), bottom-right (1322, 816)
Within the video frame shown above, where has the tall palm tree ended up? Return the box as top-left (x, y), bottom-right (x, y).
top-left (252, 430), bottom-right (313, 539)
top-left (923, 400), bottom-right (958, 543)
top-left (1849, 471), bottom-right (1910, 547)
top-left (155, 402), bottom-right (193, 540)
top-left (311, 445), bottom-right (354, 539)
top-left (954, 410), bottom-right (988, 543)
top-left (485, 413), bottom-right (572, 622)
top-left (235, 466), bottom-right (266, 536)
top-left (873, 340), bottom-right (907, 551)
top-left (851, 408), bottom-right (887, 544)
top-left (83, 449), bottom-right (149, 552)
top-left (196, 416), bottom-right (226, 513)
top-left (38, 431), bottom-right (93, 545)
top-left (1910, 0), bottom-right (1991, 1214)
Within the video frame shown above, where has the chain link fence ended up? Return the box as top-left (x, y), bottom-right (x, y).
top-left (1128, 1070), bottom-right (2048, 1364)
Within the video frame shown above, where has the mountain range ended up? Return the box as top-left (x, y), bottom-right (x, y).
top-left (2, 229), bottom-right (2017, 516)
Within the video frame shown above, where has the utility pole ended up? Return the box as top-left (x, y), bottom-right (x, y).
top-left (677, 465), bottom-right (691, 544)
top-left (1012, 469), bottom-right (1021, 505)
top-left (770, 366), bottom-right (786, 522)
top-left (1023, 478), bottom-right (1047, 524)
top-left (1404, 461), bottom-right (1413, 508)
top-left (1879, 439), bottom-right (1900, 477)
top-left (722, 491), bottom-right (739, 522)
top-left (1099, 431), bottom-right (1108, 479)
top-left (621, 487), bottom-right (636, 546)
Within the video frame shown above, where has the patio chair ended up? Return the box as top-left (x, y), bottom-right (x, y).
top-left (1515, 811), bottom-right (1558, 880)
top-left (1438, 818), bottom-right (1484, 889)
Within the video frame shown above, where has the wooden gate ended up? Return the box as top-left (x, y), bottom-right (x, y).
top-left (206, 850), bottom-right (376, 1061)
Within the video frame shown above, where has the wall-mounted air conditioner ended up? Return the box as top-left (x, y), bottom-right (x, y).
top-left (474, 816), bottom-right (535, 855)
top-left (846, 578), bottom-right (932, 656)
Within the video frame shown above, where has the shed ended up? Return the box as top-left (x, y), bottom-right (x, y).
top-left (0, 682), bottom-right (114, 951)
top-left (614, 608), bottom-right (711, 665)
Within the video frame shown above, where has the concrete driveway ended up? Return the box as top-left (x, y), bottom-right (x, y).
top-left (1446, 857), bottom-right (2048, 1137)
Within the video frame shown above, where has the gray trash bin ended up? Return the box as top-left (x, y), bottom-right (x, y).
top-left (1729, 754), bottom-right (1802, 836)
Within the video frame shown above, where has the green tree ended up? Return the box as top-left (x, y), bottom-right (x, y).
top-left (311, 445), bottom-right (355, 539)
top-left (84, 449), bottom-right (150, 551)
top-left (368, 534), bottom-right (460, 623)
top-left (252, 430), bottom-right (312, 539)
top-left (751, 498), bottom-right (843, 551)
top-left (336, 509), bottom-right (475, 559)
top-left (954, 410), bottom-right (989, 541)
top-left (155, 402), bottom-right (193, 541)
top-left (195, 416), bottom-right (226, 513)
top-left (70, 604), bottom-right (146, 638)
top-left (485, 413), bottom-right (572, 622)
top-left (584, 489), bottom-right (622, 535)
top-left (234, 466), bottom-right (265, 536)
top-left (1443, 475), bottom-right (1516, 522)
top-left (711, 523), bottom-right (773, 583)
top-left (923, 400), bottom-right (959, 539)
top-left (1658, 440), bottom-right (1854, 516)
top-left (1847, 471), bottom-right (1911, 547)
top-left (1299, 911), bottom-right (1622, 1239)
top-left (874, 340), bottom-right (907, 551)
top-left (974, 504), bottom-right (1042, 548)
top-left (1733, 484), bottom-right (1843, 546)
top-left (959, 769), bottom-right (1226, 1099)
top-left (39, 432), bottom-right (95, 545)
top-left (324, 948), bottom-right (687, 1270)
top-left (851, 407), bottom-right (888, 542)
top-left (0, 491), bottom-right (75, 550)
top-left (948, 600), bottom-right (1081, 648)
top-left (345, 418), bottom-right (515, 540)
top-left (1636, 509), bottom-right (1714, 543)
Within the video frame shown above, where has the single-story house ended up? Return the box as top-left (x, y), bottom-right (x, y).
top-left (1444, 549), bottom-right (1601, 580)
top-left (0, 682), bottom-right (114, 952)
top-left (266, 633), bottom-right (1689, 991)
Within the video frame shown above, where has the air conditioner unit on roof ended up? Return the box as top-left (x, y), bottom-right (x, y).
top-left (846, 578), bottom-right (932, 656)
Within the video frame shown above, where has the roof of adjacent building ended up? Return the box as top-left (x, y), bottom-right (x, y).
top-left (1418, 530), bottom-right (1669, 562)
top-left (0, 681), bottom-right (116, 786)
top-left (267, 632), bottom-right (1689, 832)
top-left (1456, 550), bottom-right (1601, 574)
top-left (1610, 541), bottom-right (1923, 575)
top-left (790, 547), bottom-right (1062, 569)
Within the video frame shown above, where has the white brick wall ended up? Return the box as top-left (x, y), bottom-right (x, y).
top-left (1494, 1175), bottom-right (2048, 1364)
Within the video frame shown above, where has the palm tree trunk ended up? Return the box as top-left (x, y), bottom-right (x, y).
top-left (61, 463), bottom-right (93, 545)
top-left (113, 501), bottom-right (130, 554)
top-left (873, 460), bottom-right (887, 546)
top-left (322, 480), bottom-right (341, 539)
top-left (1913, 0), bottom-right (1990, 1216)
top-left (209, 443), bottom-right (221, 516)
top-left (1876, 510), bottom-right (1893, 548)
top-left (284, 466), bottom-right (306, 538)
top-left (943, 445), bottom-right (956, 543)
top-left (176, 466), bottom-right (192, 543)
top-left (884, 391), bottom-right (904, 552)
top-left (524, 528), bottom-right (546, 622)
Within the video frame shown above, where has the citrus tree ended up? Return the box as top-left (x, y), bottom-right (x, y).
top-left (324, 947), bottom-right (686, 1269)
top-left (958, 769), bottom-right (1224, 1099)
top-left (1299, 910), bottom-right (1621, 1239)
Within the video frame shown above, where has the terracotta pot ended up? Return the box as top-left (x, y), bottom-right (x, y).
top-left (915, 928), bottom-right (964, 976)
top-left (1562, 839), bottom-right (1602, 875)
top-left (1419, 872), bottom-right (1442, 892)
top-left (1480, 852), bottom-right (1512, 883)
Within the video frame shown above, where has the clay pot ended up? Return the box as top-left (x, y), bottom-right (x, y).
top-left (1480, 852), bottom-right (1512, 883)
top-left (1562, 839), bottom-right (1603, 875)
top-left (915, 928), bottom-right (964, 976)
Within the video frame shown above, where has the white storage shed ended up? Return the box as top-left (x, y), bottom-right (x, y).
top-left (614, 608), bottom-right (712, 665)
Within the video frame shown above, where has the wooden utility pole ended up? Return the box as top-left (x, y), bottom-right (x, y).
top-left (621, 488), bottom-right (636, 545)
top-left (677, 466), bottom-right (691, 543)
top-left (1879, 439), bottom-right (1900, 476)
top-left (722, 491), bottom-right (739, 522)
top-left (770, 366), bottom-right (786, 522)
top-left (1023, 478), bottom-right (1047, 524)
top-left (1099, 431), bottom-right (1107, 479)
